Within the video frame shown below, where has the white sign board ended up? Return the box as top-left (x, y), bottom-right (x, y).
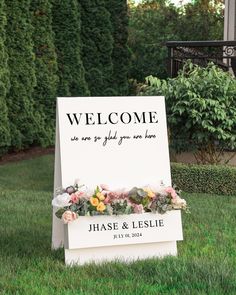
top-left (52, 96), bottom-right (183, 264)
top-left (65, 211), bottom-right (183, 249)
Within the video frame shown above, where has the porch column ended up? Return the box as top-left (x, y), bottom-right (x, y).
top-left (224, 0), bottom-right (236, 41)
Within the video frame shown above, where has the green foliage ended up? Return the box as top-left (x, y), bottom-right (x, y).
top-left (52, 0), bottom-right (89, 97)
top-left (141, 62), bottom-right (236, 164)
top-left (171, 162), bottom-right (236, 195)
top-left (31, 0), bottom-right (58, 146)
top-left (177, 0), bottom-right (223, 41)
top-left (5, 0), bottom-right (41, 150)
top-left (80, 0), bottom-right (114, 96)
top-left (0, 0), bottom-right (10, 156)
top-left (111, 199), bottom-right (133, 215)
top-left (128, 187), bottom-right (148, 204)
top-left (128, 0), bottom-right (224, 82)
top-left (129, 0), bottom-right (179, 81)
top-left (106, 0), bottom-right (130, 95)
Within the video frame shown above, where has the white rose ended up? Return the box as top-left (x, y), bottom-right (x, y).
top-left (171, 195), bottom-right (187, 209)
top-left (52, 193), bottom-right (71, 208)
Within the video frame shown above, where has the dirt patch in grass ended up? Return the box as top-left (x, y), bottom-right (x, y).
top-left (0, 146), bottom-right (55, 165)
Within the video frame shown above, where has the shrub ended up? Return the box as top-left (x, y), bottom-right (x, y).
top-left (52, 0), bottom-right (89, 97)
top-left (5, 0), bottom-right (41, 149)
top-left (141, 62), bottom-right (236, 164)
top-left (0, 0), bottom-right (10, 156)
top-left (106, 0), bottom-right (130, 95)
top-left (31, 0), bottom-right (58, 146)
top-left (171, 162), bottom-right (236, 196)
top-left (80, 0), bottom-right (114, 96)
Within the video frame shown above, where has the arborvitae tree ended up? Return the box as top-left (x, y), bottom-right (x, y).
top-left (0, 0), bottom-right (10, 156)
top-left (106, 0), bottom-right (130, 95)
top-left (31, 0), bottom-right (58, 145)
top-left (5, 0), bottom-right (40, 149)
top-left (51, 0), bottom-right (89, 97)
top-left (80, 0), bottom-right (114, 96)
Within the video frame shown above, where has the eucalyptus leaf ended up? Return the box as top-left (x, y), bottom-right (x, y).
top-left (55, 208), bottom-right (66, 219)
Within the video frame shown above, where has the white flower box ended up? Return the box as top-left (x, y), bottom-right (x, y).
top-left (64, 210), bottom-right (183, 265)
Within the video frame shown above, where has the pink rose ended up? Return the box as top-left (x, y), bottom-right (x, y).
top-left (133, 204), bottom-right (144, 214)
top-left (70, 192), bottom-right (83, 203)
top-left (62, 210), bottom-right (77, 224)
top-left (70, 193), bottom-right (79, 203)
top-left (104, 196), bottom-right (111, 205)
top-left (165, 187), bottom-right (177, 199)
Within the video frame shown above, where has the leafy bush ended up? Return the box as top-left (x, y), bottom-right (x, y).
top-left (141, 62), bottom-right (236, 164)
top-left (171, 162), bottom-right (236, 196)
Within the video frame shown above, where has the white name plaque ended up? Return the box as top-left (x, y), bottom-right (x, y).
top-left (65, 211), bottom-right (183, 250)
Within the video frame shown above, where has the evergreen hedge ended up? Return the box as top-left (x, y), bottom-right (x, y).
top-left (80, 0), bottom-right (114, 96)
top-left (5, 0), bottom-right (40, 150)
top-left (0, 0), bottom-right (10, 156)
top-left (171, 163), bottom-right (236, 196)
top-left (0, 0), bottom-right (130, 156)
top-left (52, 0), bottom-right (89, 97)
top-left (31, 0), bottom-right (58, 146)
top-left (106, 0), bottom-right (130, 95)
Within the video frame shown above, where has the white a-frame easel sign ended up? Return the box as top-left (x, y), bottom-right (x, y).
top-left (52, 96), bottom-right (183, 265)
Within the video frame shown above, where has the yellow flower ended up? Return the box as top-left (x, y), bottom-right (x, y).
top-left (97, 202), bottom-right (106, 212)
top-left (90, 197), bottom-right (99, 207)
top-left (96, 192), bottom-right (105, 201)
top-left (144, 188), bottom-right (155, 199)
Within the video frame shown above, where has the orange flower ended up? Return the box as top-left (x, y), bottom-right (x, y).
top-left (97, 202), bottom-right (106, 212)
top-left (90, 197), bottom-right (99, 207)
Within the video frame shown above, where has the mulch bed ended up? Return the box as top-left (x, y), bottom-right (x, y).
top-left (0, 146), bottom-right (55, 165)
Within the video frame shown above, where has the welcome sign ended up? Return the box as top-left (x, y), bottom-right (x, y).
top-left (52, 96), bottom-right (183, 265)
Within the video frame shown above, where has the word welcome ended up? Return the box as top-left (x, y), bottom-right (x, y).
top-left (66, 111), bottom-right (159, 126)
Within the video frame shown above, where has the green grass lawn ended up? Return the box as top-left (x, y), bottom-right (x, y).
top-left (0, 155), bottom-right (236, 295)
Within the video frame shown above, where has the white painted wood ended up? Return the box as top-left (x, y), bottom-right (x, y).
top-left (56, 96), bottom-right (171, 190)
top-left (224, 0), bottom-right (236, 41)
top-left (52, 105), bottom-right (64, 249)
top-left (64, 211), bottom-right (183, 250)
top-left (65, 241), bottom-right (177, 266)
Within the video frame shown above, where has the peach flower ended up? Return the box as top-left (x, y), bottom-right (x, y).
top-left (97, 202), bottom-right (106, 212)
top-left (90, 197), bottom-right (99, 207)
top-left (96, 192), bottom-right (105, 201)
top-left (62, 210), bottom-right (77, 224)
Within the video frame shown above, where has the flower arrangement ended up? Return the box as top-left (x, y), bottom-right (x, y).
top-left (52, 180), bottom-right (188, 224)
